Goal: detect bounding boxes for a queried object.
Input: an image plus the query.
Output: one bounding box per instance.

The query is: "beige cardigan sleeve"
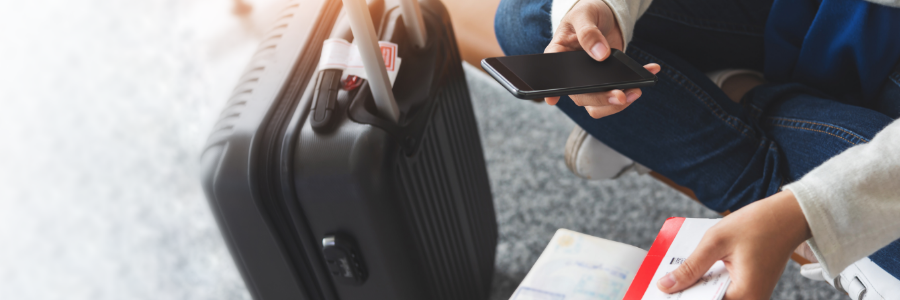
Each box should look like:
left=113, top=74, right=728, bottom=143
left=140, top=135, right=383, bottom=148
left=550, top=0, right=654, bottom=47
left=784, top=120, right=900, bottom=278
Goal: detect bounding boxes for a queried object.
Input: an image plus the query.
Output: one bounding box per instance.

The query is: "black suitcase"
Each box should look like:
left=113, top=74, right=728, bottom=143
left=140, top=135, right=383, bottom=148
left=200, top=0, right=497, bottom=299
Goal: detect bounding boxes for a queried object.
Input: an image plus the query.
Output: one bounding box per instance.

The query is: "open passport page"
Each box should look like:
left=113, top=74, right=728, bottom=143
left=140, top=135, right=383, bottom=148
left=511, top=218, right=729, bottom=300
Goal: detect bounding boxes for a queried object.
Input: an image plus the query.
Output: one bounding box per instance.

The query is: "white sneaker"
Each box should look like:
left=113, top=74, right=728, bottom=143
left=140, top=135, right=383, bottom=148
left=564, top=126, right=649, bottom=180
left=705, top=69, right=764, bottom=87
left=705, top=69, right=766, bottom=103
left=800, top=258, right=900, bottom=300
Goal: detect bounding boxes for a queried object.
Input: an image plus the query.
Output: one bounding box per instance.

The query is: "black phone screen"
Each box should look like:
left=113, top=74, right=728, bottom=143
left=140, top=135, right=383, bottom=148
left=493, top=51, right=644, bottom=91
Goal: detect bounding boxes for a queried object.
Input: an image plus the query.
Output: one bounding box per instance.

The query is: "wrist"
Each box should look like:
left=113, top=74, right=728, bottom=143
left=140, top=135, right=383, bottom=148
left=768, top=190, right=813, bottom=246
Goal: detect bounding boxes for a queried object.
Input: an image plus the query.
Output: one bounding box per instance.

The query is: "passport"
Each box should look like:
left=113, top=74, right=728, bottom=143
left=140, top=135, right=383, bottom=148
left=511, top=218, right=729, bottom=300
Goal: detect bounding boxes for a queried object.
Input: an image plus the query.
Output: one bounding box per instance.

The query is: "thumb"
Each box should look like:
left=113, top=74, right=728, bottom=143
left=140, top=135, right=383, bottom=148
left=545, top=96, right=560, bottom=105
left=571, top=15, right=611, bottom=61
left=657, top=242, right=724, bottom=293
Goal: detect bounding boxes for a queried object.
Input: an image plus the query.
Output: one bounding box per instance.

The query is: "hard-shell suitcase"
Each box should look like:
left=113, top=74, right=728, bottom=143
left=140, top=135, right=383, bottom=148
left=199, top=0, right=498, bottom=299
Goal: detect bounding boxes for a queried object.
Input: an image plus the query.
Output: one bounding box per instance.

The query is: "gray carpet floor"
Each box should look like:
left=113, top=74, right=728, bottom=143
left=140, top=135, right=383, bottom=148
left=0, top=0, right=842, bottom=299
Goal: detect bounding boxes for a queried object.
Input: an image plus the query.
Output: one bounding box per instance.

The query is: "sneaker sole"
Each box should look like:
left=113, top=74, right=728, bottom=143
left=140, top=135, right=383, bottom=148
left=564, top=126, right=591, bottom=179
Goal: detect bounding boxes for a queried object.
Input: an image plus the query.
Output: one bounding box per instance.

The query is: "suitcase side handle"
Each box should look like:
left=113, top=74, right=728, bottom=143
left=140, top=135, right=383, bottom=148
left=341, top=0, right=428, bottom=123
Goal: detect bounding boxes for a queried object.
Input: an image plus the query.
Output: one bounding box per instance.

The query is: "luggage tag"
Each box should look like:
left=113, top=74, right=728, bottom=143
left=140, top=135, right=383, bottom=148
left=317, top=38, right=402, bottom=88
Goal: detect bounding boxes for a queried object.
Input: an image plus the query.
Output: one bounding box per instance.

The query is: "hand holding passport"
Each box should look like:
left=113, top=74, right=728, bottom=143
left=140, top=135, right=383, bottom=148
left=511, top=218, right=728, bottom=300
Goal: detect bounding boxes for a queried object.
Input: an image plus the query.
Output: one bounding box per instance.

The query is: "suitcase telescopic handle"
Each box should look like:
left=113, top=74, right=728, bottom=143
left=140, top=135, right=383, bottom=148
left=397, top=0, right=428, bottom=49
left=341, top=0, right=428, bottom=123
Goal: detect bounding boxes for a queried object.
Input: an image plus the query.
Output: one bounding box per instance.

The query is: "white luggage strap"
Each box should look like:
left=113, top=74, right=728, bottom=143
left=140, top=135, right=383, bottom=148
left=340, top=0, right=428, bottom=123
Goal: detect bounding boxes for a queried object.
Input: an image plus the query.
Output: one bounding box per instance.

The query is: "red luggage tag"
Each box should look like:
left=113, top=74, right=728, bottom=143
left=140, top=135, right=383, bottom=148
left=345, top=41, right=401, bottom=85
left=318, top=38, right=402, bottom=88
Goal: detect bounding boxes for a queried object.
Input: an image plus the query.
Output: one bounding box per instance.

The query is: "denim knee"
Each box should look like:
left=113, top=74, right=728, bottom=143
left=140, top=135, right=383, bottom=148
left=494, top=0, right=554, bottom=56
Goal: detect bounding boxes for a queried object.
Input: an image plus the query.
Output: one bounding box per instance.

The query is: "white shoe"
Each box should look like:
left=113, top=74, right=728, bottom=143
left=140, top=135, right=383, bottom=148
left=564, top=126, right=649, bottom=180
left=705, top=69, right=764, bottom=88
left=705, top=69, right=766, bottom=103
left=800, top=258, right=900, bottom=300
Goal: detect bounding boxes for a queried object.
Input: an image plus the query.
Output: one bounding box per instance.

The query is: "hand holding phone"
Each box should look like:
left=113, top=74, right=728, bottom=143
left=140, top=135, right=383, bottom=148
left=482, top=49, right=657, bottom=99
left=523, top=0, right=660, bottom=119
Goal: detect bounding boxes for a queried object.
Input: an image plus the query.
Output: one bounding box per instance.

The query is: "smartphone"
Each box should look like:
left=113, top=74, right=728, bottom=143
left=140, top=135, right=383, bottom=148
left=481, top=49, right=657, bottom=100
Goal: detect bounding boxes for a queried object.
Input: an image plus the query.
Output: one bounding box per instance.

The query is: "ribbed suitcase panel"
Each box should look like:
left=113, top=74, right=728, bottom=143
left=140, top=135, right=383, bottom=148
left=442, top=74, right=498, bottom=288
left=439, top=24, right=498, bottom=290
left=205, top=3, right=300, bottom=149
left=396, top=68, right=496, bottom=300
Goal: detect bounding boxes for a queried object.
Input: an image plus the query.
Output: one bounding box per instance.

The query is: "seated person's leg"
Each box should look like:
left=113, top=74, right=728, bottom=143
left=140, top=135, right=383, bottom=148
left=494, top=0, right=553, bottom=56
left=804, top=63, right=900, bottom=282
left=563, top=41, right=775, bottom=213
left=763, top=63, right=900, bottom=284
left=752, top=84, right=895, bottom=181
left=495, top=0, right=780, bottom=213
left=573, top=48, right=894, bottom=213
left=496, top=0, right=894, bottom=214
left=870, top=240, right=900, bottom=284
left=498, top=0, right=900, bottom=284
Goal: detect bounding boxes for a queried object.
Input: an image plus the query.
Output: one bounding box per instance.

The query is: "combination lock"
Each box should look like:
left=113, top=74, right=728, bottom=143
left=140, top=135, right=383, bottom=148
left=321, top=234, right=367, bottom=285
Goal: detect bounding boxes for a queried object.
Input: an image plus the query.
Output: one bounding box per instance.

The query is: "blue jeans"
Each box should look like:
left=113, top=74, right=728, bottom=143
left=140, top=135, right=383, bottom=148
left=495, top=0, right=900, bottom=279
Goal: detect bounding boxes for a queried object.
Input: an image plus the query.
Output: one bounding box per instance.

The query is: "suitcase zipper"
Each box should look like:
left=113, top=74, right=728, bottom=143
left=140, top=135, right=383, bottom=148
left=252, top=0, right=343, bottom=299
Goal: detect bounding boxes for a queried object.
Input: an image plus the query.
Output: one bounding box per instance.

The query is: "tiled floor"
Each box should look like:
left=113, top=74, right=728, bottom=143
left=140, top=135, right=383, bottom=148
left=0, top=0, right=841, bottom=299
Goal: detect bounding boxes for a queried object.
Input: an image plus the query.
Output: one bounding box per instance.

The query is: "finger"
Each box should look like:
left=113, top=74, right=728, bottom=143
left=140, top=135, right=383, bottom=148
left=545, top=42, right=576, bottom=54
left=544, top=23, right=579, bottom=54
left=623, top=88, right=642, bottom=104
left=644, top=63, right=661, bottom=75
left=658, top=236, right=726, bottom=293
left=584, top=105, right=626, bottom=119
left=570, top=89, right=627, bottom=107
left=612, top=64, right=657, bottom=105
left=545, top=96, right=560, bottom=105
left=570, top=14, right=610, bottom=61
